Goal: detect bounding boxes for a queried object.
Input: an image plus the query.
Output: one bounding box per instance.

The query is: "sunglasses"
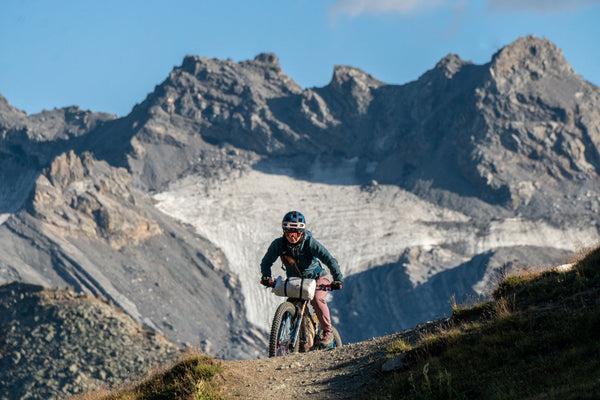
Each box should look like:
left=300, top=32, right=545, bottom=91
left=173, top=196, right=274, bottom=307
left=284, top=229, right=303, bottom=234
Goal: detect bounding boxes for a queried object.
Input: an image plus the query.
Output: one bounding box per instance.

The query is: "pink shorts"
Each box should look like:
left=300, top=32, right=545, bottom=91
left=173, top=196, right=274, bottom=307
left=310, top=275, right=332, bottom=334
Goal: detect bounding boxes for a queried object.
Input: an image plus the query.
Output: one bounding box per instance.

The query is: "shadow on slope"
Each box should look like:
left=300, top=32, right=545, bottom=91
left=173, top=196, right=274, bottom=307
left=329, top=256, right=488, bottom=344
left=330, top=245, right=571, bottom=344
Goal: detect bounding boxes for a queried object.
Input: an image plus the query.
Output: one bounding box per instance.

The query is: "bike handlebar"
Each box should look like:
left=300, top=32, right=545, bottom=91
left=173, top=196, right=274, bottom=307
left=260, top=281, right=340, bottom=291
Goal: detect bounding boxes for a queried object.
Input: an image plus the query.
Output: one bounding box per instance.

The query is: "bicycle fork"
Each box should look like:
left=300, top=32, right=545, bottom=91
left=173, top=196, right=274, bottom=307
left=289, top=301, right=307, bottom=351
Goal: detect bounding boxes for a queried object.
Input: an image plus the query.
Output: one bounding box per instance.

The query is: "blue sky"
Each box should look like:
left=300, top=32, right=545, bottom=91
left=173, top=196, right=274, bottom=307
left=1, top=0, right=599, bottom=117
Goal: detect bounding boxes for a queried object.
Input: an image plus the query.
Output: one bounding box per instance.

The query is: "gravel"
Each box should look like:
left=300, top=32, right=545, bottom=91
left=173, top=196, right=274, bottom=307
left=0, top=282, right=182, bottom=400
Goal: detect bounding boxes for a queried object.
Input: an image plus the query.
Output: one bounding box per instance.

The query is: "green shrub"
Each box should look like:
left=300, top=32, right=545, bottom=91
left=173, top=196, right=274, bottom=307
left=105, top=355, right=224, bottom=400
left=388, top=339, right=411, bottom=355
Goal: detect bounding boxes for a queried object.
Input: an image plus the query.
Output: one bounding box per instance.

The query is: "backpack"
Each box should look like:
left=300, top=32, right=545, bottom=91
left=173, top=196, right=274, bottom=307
left=280, top=231, right=313, bottom=270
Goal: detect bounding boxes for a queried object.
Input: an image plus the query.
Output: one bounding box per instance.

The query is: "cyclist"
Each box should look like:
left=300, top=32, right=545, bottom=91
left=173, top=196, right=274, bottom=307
left=260, top=211, right=343, bottom=347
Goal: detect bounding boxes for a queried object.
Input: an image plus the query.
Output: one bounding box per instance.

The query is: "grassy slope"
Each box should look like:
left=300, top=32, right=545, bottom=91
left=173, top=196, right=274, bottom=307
left=376, top=246, right=600, bottom=399
left=73, top=354, right=225, bottom=400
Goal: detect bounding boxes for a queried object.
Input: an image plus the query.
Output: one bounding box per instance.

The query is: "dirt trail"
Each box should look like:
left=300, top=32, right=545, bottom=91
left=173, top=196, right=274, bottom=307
left=215, top=320, right=449, bottom=399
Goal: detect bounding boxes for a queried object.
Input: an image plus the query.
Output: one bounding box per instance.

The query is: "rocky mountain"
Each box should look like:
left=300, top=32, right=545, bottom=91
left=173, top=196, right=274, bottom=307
left=0, top=151, right=265, bottom=360
left=1, top=34, right=599, bottom=386
left=77, top=36, right=600, bottom=226
left=0, top=282, right=181, bottom=400
left=0, top=96, right=116, bottom=220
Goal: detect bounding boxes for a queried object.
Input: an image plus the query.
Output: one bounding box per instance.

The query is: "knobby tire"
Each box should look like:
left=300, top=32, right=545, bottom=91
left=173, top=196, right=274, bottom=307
left=269, top=301, right=299, bottom=357
left=331, top=327, right=342, bottom=347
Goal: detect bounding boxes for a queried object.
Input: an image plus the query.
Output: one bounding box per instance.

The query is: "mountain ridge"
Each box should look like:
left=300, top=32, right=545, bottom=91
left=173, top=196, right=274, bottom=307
left=70, top=34, right=600, bottom=227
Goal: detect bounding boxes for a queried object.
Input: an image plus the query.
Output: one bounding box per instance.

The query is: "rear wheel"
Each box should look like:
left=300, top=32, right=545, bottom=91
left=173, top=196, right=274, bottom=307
left=326, top=327, right=342, bottom=349
left=317, top=326, right=343, bottom=350
left=269, top=302, right=299, bottom=357
left=331, top=327, right=342, bottom=347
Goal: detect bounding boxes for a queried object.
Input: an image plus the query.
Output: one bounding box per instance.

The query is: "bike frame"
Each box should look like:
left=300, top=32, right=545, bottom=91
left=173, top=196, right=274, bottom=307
left=288, top=300, right=307, bottom=352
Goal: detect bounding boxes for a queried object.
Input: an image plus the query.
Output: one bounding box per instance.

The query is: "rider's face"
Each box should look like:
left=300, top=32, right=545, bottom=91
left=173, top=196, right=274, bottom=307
left=284, top=230, right=302, bottom=244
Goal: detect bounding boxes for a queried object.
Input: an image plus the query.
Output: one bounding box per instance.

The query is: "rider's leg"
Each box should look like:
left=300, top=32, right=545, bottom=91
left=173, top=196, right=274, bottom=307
left=310, top=275, right=332, bottom=335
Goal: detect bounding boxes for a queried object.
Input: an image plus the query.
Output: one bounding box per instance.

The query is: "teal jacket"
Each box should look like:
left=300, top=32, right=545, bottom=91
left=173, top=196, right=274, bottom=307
left=260, top=233, right=343, bottom=282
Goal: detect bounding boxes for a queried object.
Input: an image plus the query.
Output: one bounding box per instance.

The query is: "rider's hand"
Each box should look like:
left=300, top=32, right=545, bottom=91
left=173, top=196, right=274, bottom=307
left=261, top=276, right=273, bottom=287
left=331, top=281, right=343, bottom=290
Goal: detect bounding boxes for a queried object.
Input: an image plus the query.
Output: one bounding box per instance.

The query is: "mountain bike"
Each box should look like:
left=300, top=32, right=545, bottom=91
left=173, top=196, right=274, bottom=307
left=266, top=281, right=342, bottom=357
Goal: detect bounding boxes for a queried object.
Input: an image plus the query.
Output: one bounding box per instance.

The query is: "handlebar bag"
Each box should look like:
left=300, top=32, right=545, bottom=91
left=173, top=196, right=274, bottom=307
left=273, top=277, right=316, bottom=300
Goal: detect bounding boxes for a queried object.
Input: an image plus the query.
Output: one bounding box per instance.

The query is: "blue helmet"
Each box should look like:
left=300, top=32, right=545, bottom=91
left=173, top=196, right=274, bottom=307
left=282, top=211, right=306, bottom=232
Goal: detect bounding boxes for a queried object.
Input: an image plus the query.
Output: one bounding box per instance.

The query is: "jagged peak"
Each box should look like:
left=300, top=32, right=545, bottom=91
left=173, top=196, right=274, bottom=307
left=417, top=53, right=471, bottom=83
left=434, top=54, right=471, bottom=78
left=253, top=52, right=280, bottom=67
left=29, top=151, right=161, bottom=249
left=0, top=93, right=27, bottom=120
left=180, top=55, right=219, bottom=76
left=44, top=150, right=90, bottom=189
left=171, top=52, right=300, bottom=95
left=329, top=65, right=383, bottom=90
left=0, top=93, right=11, bottom=108
left=179, top=52, right=283, bottom=77
left=490, top=35, right=574, bottom=78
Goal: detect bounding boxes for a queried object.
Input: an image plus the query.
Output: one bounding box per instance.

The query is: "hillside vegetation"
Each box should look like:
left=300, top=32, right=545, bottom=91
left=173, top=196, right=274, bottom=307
left=377, top=246, right=600, bottom=399
left=73, top=353, right=224, bottom=400
left=80, top=245, right=600, bottom=399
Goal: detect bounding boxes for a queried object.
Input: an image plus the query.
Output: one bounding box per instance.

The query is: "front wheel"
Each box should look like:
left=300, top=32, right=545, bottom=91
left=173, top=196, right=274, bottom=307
left=269, top=302, right=299, bottom=357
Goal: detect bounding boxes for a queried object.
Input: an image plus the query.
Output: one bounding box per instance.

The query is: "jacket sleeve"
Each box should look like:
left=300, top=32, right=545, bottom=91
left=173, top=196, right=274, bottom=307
left=309, top=237, right=343, bottom=282
left=260, top=238, right=282, bottom=277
